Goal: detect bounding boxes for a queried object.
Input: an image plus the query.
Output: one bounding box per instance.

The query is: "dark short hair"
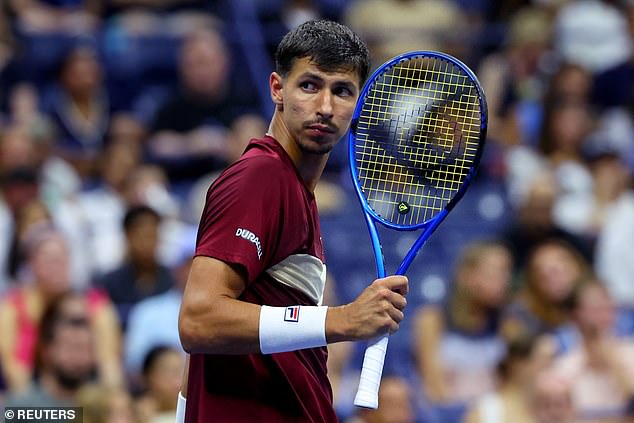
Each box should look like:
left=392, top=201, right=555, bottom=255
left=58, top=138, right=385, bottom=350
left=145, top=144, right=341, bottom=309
left=142, top=345, right=178, bottom=377
left=497, top=334, right=538, bottom=380
left=275, top=20, right=370, bottom=86
left=123, top=205, right=161, bottom=232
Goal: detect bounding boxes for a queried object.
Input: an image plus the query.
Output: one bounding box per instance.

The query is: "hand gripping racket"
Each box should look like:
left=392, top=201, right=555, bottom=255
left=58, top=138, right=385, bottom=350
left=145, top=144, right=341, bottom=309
left=348, top=51, right=488, bottom=409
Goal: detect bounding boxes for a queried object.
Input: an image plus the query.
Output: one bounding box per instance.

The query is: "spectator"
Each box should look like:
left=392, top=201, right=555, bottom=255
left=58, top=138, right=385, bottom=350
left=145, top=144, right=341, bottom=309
left=78, top=132, right=142, bottom=276
left=554, top=0, right=631, bottom=75
left=4, top=84, right=83, bottom=204
left=98, top=205, right=176, bottom=331
left=502, top=238, right=590, bottom=345
left=5, top=199, right=52, bottom=282
left=2, top=82, right=84, bottom=207
left=124, top=234, right=194, bottom=377
left=0, top=229, right=122, bottom=392
left=136, top=346, right=185, bottom=423
left=0, top=166, right=40, bottom=288
left=0, top=125, right=89, bottom=288
left=590, top=150, right=634, bottom=311
left=0, top=8, right=14, bottom=106
left=501, top=170, right=593, bottom=274
left=555, top=146, right=633, bottom=240
left=42, top=44, right=110, bottom=179
left=504, top=61, right=597, bottom=238
left=77, top=383, right=138, bottom=423
left=345, top=375, right=416, bottom=423
left=5, top=84, right=56, bottom=146
left=81, top=159, right=193, bottom=277
left=543, top=63, right=593, bottom=106
left=529, top=368, right=578, bottom=423
left=147, top=27, right=265, bottom=181
left=344, top=0, right=468, bottom=65
left=413, top=240, right=512, bottom=405
left=477, top=6, right=553, bottom=147
left=553, top=278, right=634, bottom=422
left=6, top=0, right=99, bottom=34
left=462, top=334, right=553, bottom=423
left=5, top=294, right=98, bottom=407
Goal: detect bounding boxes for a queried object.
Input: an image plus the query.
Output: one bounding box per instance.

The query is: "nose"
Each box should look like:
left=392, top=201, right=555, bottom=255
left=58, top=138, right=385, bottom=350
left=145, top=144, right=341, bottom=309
left=317, top=90, right=334, bottom=120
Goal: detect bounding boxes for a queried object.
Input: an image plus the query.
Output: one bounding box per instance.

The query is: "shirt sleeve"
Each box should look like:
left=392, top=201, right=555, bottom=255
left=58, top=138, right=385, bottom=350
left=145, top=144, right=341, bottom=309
left=195, top=156, right=286, bottom=284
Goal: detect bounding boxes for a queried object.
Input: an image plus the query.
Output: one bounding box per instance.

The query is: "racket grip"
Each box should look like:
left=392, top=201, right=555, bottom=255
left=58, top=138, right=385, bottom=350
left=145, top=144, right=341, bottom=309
left=353, top=334, right=389, bottom=409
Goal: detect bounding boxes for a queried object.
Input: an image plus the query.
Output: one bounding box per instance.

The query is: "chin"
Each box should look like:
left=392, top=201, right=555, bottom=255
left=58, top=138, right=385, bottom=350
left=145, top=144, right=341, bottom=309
left=298, top=138, right=337, bottom=155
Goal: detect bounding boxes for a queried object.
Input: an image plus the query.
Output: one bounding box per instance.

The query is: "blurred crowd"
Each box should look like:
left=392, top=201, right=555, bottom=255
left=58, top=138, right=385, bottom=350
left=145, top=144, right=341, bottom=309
left=0, top=0, right=633, bottom=422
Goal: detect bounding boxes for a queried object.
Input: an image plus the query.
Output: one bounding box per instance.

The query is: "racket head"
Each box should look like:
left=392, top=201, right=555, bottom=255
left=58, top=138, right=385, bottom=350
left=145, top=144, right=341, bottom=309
left=348, top=51, right=488, bottom=231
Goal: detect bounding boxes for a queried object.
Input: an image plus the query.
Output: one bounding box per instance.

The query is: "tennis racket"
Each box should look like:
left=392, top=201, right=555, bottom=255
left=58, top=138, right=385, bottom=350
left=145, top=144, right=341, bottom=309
left=348, top=51, right=488, bottom=409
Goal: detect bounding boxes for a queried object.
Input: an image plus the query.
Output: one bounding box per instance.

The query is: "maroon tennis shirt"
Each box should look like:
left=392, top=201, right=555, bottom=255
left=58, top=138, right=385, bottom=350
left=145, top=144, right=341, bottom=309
left=185, top=136, right=338, bottom=422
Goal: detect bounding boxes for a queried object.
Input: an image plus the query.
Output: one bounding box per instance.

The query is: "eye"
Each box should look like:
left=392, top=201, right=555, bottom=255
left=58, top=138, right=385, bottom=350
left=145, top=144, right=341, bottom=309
left=333, top=86, right=354, bottom=97
left=300, top=81, right=318, bottom=92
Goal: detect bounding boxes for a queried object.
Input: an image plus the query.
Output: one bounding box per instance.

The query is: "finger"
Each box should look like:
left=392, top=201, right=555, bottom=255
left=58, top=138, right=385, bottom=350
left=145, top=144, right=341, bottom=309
left=393, top=283, right=409, bottom=296
left=389, top=291, right=407, bottom=311
left=379, top=275, right=409, bottom=294
left=386, top=305, right=404, bottom=324
left=388, top=321, right=400, bottom=335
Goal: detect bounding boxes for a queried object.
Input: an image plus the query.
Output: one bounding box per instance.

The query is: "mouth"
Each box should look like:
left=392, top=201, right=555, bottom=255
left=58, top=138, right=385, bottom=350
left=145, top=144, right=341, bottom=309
left=306, top=123, right=336, bottom=136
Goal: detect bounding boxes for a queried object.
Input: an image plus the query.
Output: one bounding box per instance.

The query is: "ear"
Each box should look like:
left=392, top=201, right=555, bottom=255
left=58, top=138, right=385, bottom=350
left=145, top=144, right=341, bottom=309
left=270, top=72, right=284, bottom=108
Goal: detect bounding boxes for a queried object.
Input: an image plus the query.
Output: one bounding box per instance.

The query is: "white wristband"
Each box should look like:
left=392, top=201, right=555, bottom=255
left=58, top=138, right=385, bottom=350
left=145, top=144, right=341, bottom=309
left=175, top=391, right=186, bottom=423
left=259, top=305, right=328, bottom=354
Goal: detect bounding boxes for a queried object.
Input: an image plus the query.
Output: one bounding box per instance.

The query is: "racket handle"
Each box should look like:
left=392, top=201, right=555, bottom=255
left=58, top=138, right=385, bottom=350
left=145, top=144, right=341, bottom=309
left=353, top=334, right=389, bottom=409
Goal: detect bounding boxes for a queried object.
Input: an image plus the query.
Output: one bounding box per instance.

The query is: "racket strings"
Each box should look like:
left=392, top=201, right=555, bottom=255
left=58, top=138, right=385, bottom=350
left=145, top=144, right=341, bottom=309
left=354, top=56, right=482, bottom=226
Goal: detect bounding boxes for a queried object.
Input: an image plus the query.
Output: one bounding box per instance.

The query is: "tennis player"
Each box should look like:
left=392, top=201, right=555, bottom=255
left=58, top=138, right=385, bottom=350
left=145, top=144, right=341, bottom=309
left=177, top=19, right=409, bottom=422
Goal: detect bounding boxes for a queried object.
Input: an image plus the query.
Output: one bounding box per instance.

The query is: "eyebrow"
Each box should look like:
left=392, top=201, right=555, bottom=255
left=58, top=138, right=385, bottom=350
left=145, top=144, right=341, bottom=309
left=298, top=71, right=354, bottom=85
left=297, top=72, right=358, bottom=90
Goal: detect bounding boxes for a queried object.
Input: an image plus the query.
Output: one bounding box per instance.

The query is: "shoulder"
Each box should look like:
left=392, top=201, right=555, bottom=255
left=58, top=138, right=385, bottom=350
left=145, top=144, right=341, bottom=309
left=240, top=153, right=287, bottom=175
left=0, top=290, right=19, bottom=322
left=98, top=265, right=134, bottom=293
left=99, top=265, right=132, bottom=284
left=225, top=151, right=289, bottom=181
left=210, top=153, right=293, bottom=201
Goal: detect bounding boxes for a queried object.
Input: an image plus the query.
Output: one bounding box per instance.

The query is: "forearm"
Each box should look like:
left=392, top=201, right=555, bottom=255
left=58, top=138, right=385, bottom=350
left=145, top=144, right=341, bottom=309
left=414, top=307, right=449, bottom=402
left=180, top=257, right=408, bottom=355
left=181, top=300, right=342, bottom=354
left=3, top=358, right=31, bottom=392
left=93, top=306, right=124, bottom=387
left=418, top=354, right=449, bottom=402
left=603, top=347, right=634, bottom=396
left=179, top=295, right=261, bottom=354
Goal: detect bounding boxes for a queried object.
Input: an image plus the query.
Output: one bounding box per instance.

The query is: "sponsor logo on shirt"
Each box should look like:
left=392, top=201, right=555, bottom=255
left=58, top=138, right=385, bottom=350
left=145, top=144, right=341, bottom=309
left=235, top=228, right=263, bottom=260
left=284, top=305, right=300, bottom=322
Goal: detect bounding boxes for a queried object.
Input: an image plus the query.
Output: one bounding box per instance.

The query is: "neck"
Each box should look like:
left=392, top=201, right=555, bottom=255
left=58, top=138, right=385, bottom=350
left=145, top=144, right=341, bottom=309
left=452, top=292, right=490, bottom=332
left=133, top=260, right=159, bottom=279
left=39, top=372, right=76, bottom=401
left=267, top=110, right=329, bottom=192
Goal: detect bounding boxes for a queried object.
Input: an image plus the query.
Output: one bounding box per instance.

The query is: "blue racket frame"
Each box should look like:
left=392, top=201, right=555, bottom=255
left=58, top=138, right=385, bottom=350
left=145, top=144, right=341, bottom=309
left=348, top=50, right=488, bottom=279
left=347, top=51, right=488, bottom=409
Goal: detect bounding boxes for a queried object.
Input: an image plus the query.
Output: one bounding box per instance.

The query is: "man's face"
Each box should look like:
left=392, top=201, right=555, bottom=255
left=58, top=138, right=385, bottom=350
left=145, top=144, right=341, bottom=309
left=180, top=33, right=228, bottom=97
left=48, top=325, right=95, bottom=390
left=273, top=57, right=360, bottom=155
left=126, top=214, right=160, bottom=264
